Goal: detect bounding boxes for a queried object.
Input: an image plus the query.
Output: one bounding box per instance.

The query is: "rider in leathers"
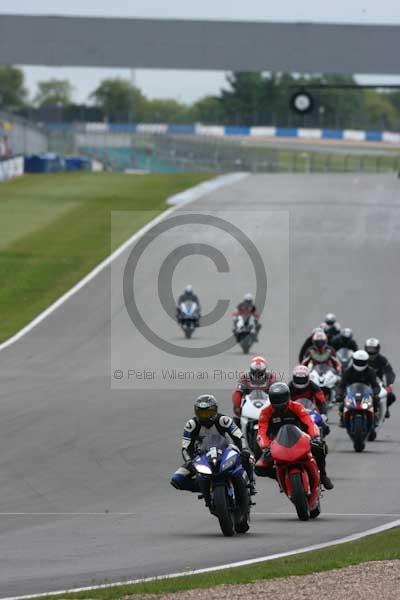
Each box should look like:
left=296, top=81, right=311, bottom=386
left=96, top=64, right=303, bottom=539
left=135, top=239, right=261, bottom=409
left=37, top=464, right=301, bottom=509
left=171, top=394, right=256, bottom=496
left=322, top=313, right=341, bottom=343
left=336, top=350, right=381, bottom=424
left=289, top=365, right=327, bottom=410
left=332, top=328, right=358, bottom=352
left=232, top=356, right=276, bottom=426
left=255, top=382, right=334, bottom=490
left=365, top=338, right=396, bottom=416
left=176, top=285, right=201, bottom=326
left=232, top=293, right=261, bottom=341
left=302, top=331, right=341, bottom=374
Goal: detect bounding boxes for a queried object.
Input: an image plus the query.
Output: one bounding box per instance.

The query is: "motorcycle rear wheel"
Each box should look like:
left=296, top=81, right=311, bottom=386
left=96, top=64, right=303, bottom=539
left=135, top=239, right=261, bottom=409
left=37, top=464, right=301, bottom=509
left=213, top=486, right=235, bottom=537
left=290, top=472, right=310, bottom=521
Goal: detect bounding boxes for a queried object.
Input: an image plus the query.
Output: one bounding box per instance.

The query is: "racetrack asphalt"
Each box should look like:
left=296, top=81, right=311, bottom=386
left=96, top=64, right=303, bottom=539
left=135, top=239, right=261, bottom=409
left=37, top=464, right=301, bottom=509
left=0, top=174, right=399, bottom=597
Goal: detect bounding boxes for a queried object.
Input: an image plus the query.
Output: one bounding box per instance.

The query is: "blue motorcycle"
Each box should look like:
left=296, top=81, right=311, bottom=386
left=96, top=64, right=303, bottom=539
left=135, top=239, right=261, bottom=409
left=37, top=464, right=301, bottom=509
left=297, top=397, right=330, bottom=455
left=193, top=432, right=251, bottom=536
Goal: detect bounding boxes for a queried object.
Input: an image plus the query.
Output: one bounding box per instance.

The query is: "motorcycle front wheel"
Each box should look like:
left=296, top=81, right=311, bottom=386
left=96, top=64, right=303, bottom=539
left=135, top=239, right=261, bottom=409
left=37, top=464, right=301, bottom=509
left=290, top=472, right=310, bottom=521
left=353, top=416, right=365, bottom=452
left=213, top=486, right=235, bottom=537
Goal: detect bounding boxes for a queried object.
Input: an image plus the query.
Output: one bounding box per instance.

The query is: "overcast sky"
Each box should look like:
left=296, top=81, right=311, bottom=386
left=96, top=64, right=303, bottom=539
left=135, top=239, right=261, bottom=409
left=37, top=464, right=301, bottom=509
left=1, top=1, right=399, bottom=104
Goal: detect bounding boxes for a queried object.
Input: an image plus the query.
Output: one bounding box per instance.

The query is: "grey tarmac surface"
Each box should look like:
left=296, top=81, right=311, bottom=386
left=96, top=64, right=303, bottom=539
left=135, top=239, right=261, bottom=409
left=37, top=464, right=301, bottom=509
left=0, top=174, right=399, bottom=597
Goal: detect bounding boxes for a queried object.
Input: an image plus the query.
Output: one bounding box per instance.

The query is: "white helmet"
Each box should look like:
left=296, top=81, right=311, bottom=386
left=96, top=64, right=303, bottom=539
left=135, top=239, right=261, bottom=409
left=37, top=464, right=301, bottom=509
left=185, top=284, right=193, bottom=294
left=352, top=350, right=369, bottom=372
left=244, top=293, right=254, bottom=302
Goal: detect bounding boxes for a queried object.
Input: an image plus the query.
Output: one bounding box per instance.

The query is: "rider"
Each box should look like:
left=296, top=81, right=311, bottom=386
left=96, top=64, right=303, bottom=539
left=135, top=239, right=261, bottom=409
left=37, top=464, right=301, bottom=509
left=336, top=350, right=381, bottom=425
left=302, top=331, right=341, bottom=374
left=298, top=326, right=325, bottom=362
left=255, top=382, right=334, bottom=490
left=232, top=356, right=276, bottom=425
left=322, top=313, right=341, bottom=343
left=232, top=293, right=261, bottom=341
left=170, top=394, right=256, bottom=497
left=365, top=338, right=396, bottom=417
left=176, top=285, right=201, bottom=326
left=289, top=365, right=327, bottom=411
left=332, top=328, right=358, bottom=352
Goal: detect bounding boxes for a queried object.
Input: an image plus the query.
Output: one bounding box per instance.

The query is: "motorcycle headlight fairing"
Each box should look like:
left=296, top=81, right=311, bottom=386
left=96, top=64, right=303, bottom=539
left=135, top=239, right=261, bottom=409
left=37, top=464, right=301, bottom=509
left=221, top=450, right=239, bottom=471
left=195, top=463, right=212, bottom=475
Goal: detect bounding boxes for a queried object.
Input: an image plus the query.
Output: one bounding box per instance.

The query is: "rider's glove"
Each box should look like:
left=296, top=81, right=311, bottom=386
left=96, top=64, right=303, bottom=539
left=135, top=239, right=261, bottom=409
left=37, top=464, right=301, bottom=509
left=241, top=448, right=255, bottom=464
left=262, top=447, right=272, bottom=459
left=311, top=436, right=323, bottom=448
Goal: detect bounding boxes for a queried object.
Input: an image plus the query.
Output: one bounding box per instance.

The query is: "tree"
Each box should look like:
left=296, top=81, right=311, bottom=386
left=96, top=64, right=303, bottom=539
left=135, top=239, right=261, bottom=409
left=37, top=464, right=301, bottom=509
left=90, top=78, right=144, bottom=121
left=191, top=96, right=225, bottom=123
left=0, top=66, right=27, bottom=110
left=35, top=79, right=74, bottom=107
left=363, top=91, right=398, bottom=130
left=220, top=72, right=267, bottom=125
left=141, top=97, right=191, bottom=123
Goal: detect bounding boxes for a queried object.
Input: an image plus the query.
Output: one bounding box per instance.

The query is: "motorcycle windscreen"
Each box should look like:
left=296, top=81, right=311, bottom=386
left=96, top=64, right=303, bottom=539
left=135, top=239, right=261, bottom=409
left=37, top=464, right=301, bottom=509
left=271, top=424, right=311, bottom=462
left=347, top=383, right=372, bottom=400
left=297, top=398, right=314, bottom=411
left=199, top=432, right=228, bottom=453
left=337, top=348, right=353, bottom=360
left=275, top=424, right=302, bottom=447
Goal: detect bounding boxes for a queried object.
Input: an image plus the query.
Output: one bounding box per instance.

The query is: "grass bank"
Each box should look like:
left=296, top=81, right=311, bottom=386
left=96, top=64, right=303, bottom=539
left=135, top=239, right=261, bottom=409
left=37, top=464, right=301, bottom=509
left=0, top=172, right=210, bottom=342
left=39, top=526, right=400, bottom=599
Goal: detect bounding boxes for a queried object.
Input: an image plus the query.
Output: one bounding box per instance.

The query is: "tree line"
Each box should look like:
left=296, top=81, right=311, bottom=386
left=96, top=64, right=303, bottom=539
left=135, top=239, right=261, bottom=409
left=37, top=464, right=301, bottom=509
left=1, top=66, right=400, bottom=130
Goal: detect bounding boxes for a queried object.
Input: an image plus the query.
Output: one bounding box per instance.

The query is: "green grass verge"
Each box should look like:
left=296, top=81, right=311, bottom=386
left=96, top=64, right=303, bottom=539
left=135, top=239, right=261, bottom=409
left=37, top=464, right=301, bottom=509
left=38, top=526, right=400, bottom=599
left=0, top=172, right=210, bottom=342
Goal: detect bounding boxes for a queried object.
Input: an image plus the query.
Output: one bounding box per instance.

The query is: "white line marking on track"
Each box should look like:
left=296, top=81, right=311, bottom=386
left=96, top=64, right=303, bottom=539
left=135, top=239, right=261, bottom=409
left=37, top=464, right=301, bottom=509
left=0, top=173, right=247, bottom=354
left=3, top=519, right=400, bottom=600
left=0, top=512, right=398, bottom=518
left=255, top=513, right=400, bottom=517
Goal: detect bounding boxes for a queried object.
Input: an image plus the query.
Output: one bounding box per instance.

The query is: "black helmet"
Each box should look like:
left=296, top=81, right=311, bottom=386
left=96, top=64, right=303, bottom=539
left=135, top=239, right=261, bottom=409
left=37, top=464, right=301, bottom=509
left=194, top=394, right=218, bottom=426
left=269, top=382, right=290, bottom=413
left=365, top=338, right=380, bottom=356
left=325, top=313, right=337, bottom=326
left=342, top=328, right=353, bottom=339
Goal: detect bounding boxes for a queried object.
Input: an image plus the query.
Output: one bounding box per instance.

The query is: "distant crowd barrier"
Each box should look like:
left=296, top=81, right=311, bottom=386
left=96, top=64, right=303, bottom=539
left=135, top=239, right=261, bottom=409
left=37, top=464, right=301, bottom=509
left=24, top=153, right=103, bottom=174
left=65, top=122, right=400, bottom=144
left=0, top=153, right=102, bottom=182
left=0, top=156, right=24, bottom=181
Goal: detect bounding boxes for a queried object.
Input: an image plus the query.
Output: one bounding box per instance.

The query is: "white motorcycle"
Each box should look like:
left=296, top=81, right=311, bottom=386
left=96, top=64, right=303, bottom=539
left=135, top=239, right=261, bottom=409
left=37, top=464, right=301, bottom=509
left=240, top=390, right=270, bottom=458
left=178, top=300, right=200, bottom=339
left=309, top=363, right=340, bottom=408
left=233, top=314, right=257, bottom=354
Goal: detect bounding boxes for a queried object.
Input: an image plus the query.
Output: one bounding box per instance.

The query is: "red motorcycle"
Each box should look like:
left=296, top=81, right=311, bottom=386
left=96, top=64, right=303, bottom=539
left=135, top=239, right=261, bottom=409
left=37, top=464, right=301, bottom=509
left=270, top=424, right=321, bottom=521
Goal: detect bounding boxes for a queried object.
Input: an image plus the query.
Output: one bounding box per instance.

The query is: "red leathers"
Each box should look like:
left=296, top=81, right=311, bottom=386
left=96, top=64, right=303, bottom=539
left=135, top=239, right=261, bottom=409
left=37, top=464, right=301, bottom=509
left=255, top=382, right=333, bottom=489
left=289, top=365, right=326, bottom=412
left=257, top=400, right=319, bottom=450
left=289, top=381, right=326, bottom=411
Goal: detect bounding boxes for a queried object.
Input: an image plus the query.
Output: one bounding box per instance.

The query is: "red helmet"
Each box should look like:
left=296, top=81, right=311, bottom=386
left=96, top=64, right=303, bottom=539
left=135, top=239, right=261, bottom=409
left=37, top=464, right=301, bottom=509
left=292, top=365, right=310, bottom=389
left=249, top=356, right=268, bottom=385
left=312, top=330, right=328, bottom=353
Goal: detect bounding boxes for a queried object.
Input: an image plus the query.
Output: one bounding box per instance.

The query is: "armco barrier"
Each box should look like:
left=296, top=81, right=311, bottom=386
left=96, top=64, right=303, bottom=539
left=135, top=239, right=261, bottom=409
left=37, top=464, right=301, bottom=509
left=72, top=123, right=400, bottom=144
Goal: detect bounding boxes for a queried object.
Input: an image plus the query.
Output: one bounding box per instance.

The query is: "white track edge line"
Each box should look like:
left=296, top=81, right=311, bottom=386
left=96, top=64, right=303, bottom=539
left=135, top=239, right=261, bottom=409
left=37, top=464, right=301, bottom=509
left=0, top=172, right=248, bottom=354
left=4, top=518, right=400, bottom=600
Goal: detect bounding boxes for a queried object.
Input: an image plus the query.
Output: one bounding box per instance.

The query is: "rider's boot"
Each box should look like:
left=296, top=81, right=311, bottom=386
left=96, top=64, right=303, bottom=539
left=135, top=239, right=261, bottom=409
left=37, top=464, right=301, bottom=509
left=320, top=469, right=334, bottom=490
